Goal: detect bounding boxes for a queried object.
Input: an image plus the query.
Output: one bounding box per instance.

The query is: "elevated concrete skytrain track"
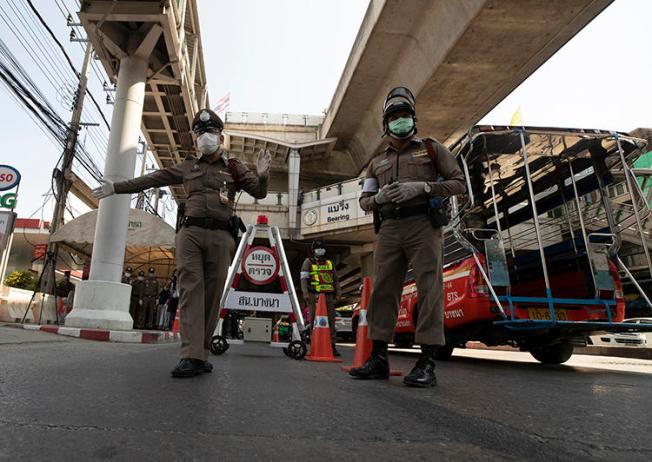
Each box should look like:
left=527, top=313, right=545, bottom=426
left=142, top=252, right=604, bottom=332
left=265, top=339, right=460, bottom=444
left=68, top=0, right=615, bottom=326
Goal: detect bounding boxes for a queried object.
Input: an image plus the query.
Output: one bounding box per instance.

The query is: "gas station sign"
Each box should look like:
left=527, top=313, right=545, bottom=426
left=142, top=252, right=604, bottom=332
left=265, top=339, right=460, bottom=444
left=0, top=165, right=20, bottom=209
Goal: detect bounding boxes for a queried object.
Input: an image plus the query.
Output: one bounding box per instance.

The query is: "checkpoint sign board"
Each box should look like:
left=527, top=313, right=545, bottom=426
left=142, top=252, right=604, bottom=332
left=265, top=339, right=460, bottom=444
left=241, top=246, right=279, bottom=286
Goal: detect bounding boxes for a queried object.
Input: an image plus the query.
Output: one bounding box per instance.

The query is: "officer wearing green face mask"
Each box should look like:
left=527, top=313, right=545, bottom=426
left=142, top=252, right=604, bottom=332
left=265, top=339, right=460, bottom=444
left=350, top=87, right=466, bottom=387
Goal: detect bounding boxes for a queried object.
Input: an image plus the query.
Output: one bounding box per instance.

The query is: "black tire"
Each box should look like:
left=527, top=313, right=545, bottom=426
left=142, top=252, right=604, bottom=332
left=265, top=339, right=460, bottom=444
left=209, top=335, right=229, bottom=355
left=351, top=318, right=358, bottom=341
left=286, top=340, right=307, bottom=360
left=433, top=344, right=454, bottom=360
left=530, top=342, right=574, bottom=365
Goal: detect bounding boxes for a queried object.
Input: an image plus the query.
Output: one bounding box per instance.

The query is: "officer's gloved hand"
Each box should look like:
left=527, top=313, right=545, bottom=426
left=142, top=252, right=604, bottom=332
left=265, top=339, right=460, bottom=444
left=256, top=149, right=272, bottom=179
left=387, top=181, right=426, bottom=203
left=92, top=178, right=115, bottom=199
left=373, top=184, right=394, bottom=205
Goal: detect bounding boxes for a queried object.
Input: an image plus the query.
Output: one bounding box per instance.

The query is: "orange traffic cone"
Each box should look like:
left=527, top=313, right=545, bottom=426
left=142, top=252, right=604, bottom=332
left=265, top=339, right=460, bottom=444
left=272, top=323, right=281, bottom=342
left=172, top=308, right=180, bottom=334
left=306, top=294, right=342, bottom=363
left=341, top=276, right=402, bottom=375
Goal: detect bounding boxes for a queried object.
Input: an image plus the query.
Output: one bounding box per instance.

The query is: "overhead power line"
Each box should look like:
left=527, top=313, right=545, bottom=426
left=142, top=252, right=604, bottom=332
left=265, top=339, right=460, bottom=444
left=24, top=0, right=110, bottom=131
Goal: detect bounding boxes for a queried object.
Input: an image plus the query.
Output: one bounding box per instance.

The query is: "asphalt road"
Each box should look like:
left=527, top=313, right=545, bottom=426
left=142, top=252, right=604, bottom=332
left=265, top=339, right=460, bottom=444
left=1, top=325, right=650, bottom=461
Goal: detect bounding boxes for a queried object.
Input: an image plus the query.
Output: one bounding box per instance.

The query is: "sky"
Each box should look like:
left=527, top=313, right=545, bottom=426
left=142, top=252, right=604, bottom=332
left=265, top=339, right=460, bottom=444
left=1, top=0, right=650, bottom=221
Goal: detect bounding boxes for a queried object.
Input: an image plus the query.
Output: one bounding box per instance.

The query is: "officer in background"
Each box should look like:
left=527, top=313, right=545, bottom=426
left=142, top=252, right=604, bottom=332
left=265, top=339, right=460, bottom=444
left=93, top=109, right=271, bottom=377
left=300, top=239, right=342, bottom=356
left=143, top=267, right=159, bottom=330
left=121, top=266, right=133, bottom=284
left=349, top=87, right=466, bottom=387
left=132, top=271, right=146, bottom=329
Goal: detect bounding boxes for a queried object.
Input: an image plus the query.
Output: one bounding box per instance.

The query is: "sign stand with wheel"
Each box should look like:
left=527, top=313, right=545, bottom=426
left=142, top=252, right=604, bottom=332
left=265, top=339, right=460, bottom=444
left=212, top=215, right=307, bottom=359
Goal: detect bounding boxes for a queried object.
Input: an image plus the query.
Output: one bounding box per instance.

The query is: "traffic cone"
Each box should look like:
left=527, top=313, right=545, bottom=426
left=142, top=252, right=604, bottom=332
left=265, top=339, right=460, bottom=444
left=341, top=277, right=402, bottom=375
left=306, top=294, right=342, bottom=363
left=172, top=308, right=180, bottom=334
left=272, top=322, right=281, bottom=342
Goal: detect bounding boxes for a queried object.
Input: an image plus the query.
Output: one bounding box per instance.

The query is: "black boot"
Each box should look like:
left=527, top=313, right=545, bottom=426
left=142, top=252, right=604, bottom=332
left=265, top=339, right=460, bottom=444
left=332, top=343, right=341, bottom=357
left=403, top=345, right=437, bottom=387
left=349, top=341, right=389, bottom=380
left=202, top=360, right=213, bottom=373
left=171, top=358, right=204, bottom=378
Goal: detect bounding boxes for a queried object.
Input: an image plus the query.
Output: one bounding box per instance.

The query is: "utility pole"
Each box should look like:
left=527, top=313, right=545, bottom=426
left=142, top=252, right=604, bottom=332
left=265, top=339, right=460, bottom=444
left=135, top=142, right=148, bottom=210
left=43, top=42, right=94, bottom=294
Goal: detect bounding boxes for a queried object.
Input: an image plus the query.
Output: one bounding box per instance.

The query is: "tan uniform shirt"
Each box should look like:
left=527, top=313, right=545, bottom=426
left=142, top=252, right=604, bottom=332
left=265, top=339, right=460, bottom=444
left=114, top=147, right=267, bottom=221
left=359, top=137, right=466, bottom=212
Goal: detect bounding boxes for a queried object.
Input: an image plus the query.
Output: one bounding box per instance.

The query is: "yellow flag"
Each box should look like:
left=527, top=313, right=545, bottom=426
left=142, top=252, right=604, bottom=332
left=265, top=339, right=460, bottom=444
left=510, top=107, right=522, bottom=126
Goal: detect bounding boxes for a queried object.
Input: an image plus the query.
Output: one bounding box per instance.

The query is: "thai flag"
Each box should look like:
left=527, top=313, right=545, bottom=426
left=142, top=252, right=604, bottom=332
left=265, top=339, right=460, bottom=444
left=213, top=92, right=230, bottom=114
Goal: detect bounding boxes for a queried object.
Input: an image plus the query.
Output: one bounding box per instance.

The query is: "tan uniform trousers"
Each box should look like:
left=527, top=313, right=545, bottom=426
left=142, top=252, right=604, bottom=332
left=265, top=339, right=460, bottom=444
left=308, top=292, right=337, bottom=343
left=367, top=215, right=444, bottom=346
left=175, top=225, right=235, bottom=360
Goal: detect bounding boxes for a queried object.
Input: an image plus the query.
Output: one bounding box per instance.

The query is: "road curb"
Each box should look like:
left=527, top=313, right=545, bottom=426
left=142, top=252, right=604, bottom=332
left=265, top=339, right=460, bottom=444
left=17, top=323, right=180, bottom=344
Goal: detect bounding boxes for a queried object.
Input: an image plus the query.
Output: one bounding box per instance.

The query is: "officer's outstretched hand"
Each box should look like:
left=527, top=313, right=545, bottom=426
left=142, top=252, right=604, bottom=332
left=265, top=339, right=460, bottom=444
left=92, top=178, right=115, bottom=199
left=256, top=149, right=272, bottom=179
left=387, top=181, right=426, bottom=203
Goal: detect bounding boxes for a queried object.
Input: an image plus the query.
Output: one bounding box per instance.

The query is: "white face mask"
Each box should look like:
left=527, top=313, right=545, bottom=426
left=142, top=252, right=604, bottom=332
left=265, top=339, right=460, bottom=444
left=314, top=248, right=326, bottom=257
left=125, top=273, right=131, bottom=277
left=196, top=132, right=219, bottom=155
left=138, top=276, right=144, bottom=281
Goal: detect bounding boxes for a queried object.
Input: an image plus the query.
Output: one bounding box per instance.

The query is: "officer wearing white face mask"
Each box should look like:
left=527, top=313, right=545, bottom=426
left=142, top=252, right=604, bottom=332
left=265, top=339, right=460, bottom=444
left=92, top=108, right=271, bottom=377
left=300, top=239, right=342, bottom=356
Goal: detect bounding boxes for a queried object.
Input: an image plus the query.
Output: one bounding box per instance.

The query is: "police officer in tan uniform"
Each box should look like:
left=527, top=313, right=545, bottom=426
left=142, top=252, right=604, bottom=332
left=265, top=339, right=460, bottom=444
left=349, top=87, right=466, bottom=387
left=93, top=108, right=271, bottom=377
left=131, top=271, right=146, bottom=329
left=143, top=267, right=159, bottom=330
left=300, top=239, right=342, bottom=356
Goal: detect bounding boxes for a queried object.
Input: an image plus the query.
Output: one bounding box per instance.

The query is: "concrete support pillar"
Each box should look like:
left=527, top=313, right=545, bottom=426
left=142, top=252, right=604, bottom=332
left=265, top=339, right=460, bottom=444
left=360, top=252, right=374, bottom=279
left=287, top=149, right=300, bottom=232
left=66, top=53, right=153, bottom=330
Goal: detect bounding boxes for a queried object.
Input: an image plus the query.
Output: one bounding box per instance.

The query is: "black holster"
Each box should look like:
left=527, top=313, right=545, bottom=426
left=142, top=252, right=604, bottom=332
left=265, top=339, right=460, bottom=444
left=175, top=203, right=186, bottom=233
left=373, top=209, right=382, bottom=234
left=228, top=215, right=246, bottom=241
left=428, top=197, right=448, bottom=228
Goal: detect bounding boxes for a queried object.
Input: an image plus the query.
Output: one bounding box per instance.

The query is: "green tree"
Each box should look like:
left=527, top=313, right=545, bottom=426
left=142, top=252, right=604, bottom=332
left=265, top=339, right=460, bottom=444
left=4, top=270, right=37, bottom=291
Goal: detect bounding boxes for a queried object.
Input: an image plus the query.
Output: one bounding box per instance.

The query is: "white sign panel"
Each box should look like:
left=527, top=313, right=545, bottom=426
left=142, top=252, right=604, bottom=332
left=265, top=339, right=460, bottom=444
left=0, top=211, right=16, bottom=253
left=320, top=198, right=358, bottom=225
left=225, top=290, right=292, bottom=313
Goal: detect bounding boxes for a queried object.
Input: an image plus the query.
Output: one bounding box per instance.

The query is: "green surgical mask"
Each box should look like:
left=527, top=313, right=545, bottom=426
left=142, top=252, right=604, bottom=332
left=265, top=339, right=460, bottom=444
left=388, top=117, right=415, bottom=137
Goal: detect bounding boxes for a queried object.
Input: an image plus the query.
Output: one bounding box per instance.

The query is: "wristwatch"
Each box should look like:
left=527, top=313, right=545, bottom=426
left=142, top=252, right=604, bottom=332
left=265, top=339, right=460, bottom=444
left=423, top=182, right=432, bottom=195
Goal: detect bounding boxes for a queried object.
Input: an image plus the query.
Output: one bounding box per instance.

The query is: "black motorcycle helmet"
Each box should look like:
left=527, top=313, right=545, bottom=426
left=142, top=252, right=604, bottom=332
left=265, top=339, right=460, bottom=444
left=311, top=239, right=326, bottom=251
left=382, top=86, right=417, bottom=137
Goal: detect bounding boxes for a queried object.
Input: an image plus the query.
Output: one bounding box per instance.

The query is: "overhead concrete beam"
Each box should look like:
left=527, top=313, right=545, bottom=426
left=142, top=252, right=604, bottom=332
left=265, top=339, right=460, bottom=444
left=323, top=0, right=613, bottom=171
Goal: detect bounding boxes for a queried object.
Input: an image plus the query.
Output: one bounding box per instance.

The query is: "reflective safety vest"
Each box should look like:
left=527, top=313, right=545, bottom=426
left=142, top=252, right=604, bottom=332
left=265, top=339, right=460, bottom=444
left=310, top=260, right=335, bottom=293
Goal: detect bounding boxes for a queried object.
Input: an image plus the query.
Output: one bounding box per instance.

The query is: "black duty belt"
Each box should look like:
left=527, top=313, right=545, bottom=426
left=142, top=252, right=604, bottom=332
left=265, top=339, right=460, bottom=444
left=379, top=204, right=429, bottom=220
left=183, top=216, right=230, bottom=231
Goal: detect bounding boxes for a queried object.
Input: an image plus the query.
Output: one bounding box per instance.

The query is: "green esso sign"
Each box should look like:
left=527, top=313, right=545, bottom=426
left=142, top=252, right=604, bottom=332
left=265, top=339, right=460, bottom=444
left=0, top=193, right=17, bottom=208
left=0, top=165, right=20, bottom=209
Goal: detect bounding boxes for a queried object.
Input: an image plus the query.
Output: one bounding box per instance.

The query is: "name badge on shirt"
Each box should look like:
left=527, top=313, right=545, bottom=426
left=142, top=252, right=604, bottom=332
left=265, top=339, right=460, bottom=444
left=412, top=150, right=429, bottom=158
